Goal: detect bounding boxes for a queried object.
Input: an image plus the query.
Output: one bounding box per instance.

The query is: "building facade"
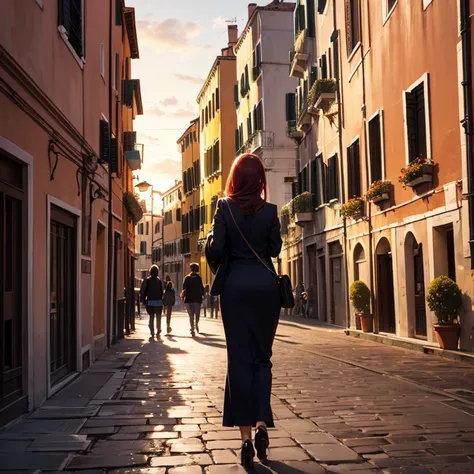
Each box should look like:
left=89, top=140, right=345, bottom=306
left=179, top=119, right=202, bottom=273
left=197, top=26, right=238, bottom=286
left=282, top=0, right=474, bottom=351
left=161, top=181, right=184, bottom=292
left=0, top=0, right=143, bottom=426
left=135, top=211, right=163, bottom=281
left=234, top=1, right=297, bottom=211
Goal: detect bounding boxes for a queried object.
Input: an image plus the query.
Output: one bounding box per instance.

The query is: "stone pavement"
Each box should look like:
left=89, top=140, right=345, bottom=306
left=1, top=312, right=474, bottom=473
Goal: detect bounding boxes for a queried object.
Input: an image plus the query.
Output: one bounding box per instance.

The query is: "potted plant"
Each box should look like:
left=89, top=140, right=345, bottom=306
left=292, top=192, right=314, bottom=225
left=308, top=79, right=337, bottom=113
left=426, top=276, right=463, bottom=350
left=349, top=280, right=372, bottom=333
left=399, top=157, right=434, bottom=188
left=366, top=180, right=391, bottom=204
left=341, top=198, right=363, bottom=220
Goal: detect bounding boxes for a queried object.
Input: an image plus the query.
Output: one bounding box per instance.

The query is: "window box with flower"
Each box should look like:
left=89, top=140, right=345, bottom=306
left=308, top=79, right=337, bottom=114
left=341, top=197, right=364, bottom=220
left=366, top=180, right=391, bottom=204
left=292, top=192, right=314, bottom=225
left=399, top=158, right=434, bottom=188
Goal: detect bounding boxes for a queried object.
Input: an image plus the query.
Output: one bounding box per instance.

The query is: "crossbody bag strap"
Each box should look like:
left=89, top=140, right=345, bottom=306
left=225, top=200, right=278, bottom=279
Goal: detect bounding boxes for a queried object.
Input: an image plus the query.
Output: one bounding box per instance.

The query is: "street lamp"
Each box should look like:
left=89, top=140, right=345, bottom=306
left=135, top=181, right=154, bottom=268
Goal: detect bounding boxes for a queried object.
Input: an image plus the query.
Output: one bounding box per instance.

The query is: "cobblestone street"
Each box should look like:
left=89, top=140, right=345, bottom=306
left=2, top=312, right=474, bottom=473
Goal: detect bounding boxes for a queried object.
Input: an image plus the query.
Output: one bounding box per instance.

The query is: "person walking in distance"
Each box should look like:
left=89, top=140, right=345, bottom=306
left=162, top=275, right=175, bottom=335
left=140, top=265, right=163, bottom=339
left=181, top=263, right=204, bottom=337
left=205, top=153, right=282, bottom=468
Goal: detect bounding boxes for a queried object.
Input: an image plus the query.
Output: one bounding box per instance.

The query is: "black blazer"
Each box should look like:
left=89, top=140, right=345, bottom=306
left=206, top=198, right=282, bottom=296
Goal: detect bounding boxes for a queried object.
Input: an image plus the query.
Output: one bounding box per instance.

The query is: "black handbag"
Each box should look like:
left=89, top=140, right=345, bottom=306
left=226, top=202, right=295, bottom=309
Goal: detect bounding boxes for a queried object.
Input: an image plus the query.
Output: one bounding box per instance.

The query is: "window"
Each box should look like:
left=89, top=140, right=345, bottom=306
left=307, top=0, right=315, bottom=37
left=405, top=80, right=428, bottom=163
left=216, top=88, right=220, bottom=110
left=383, top=0, right=398, bottom=21
left=347, top=139, right=361, bottom=198
left=317, top=0, right=327, bottom=14
left=113, top=53, right=119, bottom=91
left=194, top=208, right=200, bottom=232
left=58, top=0, right=84, bottom=58
left=146, top=221, right=150, bottom=235
left=254, top=100, right=263, bottom=131
left=99, top=119, right=110, bottom=163
left=311, top=154, right=326, bottom=207
left=326, top=155, right=339, bottom=201
left=176, top=208, right=181, bottom=222
left=245, top=65, right=250, bottom=92
left=100, top=43, right=105, bottom=78
left=345, top=0, right=361, bottom=55
left=321, top=54, right=328, bottom=79
left=138, top=223, right=144, bottom=235
left=234, top=83, right=240, bottom=105
left=212, top=94, right=215, bottom=118
left=295, top=3, right=305, bottom=36
left=140, top=241, right=147, bottom=255
left=253, top=43, right=262, bottom=79
left=154, top=222, right=160, bottom=234
left=115, top=0, right=122, bottom=25
left=298, top=166, right=309, bottom=194
left=368, top=113, right=383, bottom=183
left=286, top=93, right=296, bottom=121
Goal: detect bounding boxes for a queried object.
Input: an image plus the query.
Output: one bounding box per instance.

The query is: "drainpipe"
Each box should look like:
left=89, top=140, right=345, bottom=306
left=106, top=0, right=114, bottom=347
left=331, top=0, right=351, bottom=329
left=460, top=0, right=474, bottom=269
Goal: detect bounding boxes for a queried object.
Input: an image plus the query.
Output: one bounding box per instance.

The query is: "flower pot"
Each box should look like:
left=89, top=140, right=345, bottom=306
left=433, top=325, right=461, bottom=350
left=371, top=193, right=389, bottom=204
left=358, top=313, right=373, bottom=333
left=406, top=164, right=434, bottom=188
left=294, top=212, right=313, bottom=226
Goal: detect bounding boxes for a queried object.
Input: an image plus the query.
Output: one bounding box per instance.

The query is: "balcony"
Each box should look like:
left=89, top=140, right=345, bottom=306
left=308, top=79, right=337, bottom=113
left=297, top=99, right=312, bottom=130
left=247, top=131, right=274, bottom=153
left=286, top=120, right=304, bottom=140
left=125, top=150, right=141, bottom=170
left=289, top=51, right=309, bottom=79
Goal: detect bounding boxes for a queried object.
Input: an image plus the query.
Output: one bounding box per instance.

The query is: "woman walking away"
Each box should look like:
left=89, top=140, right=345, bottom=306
left=140, top=265, right=163, bottom=339
left=162, top=275, right=175, bottom=335
left=181, top=263, right=205, bottom=337
left=205, top=153, right=282, bottom=468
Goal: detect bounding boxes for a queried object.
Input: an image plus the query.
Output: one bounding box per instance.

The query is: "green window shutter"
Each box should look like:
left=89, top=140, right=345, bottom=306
left=99, top=120, right=110, bottom=163
left=59, top=0, right=71, bottom=33
left=317, top=0, right=327, bottom=14
left=115, top=0, right=122, bottom=25
left=234, top=83, right=239, bottom=104
left=307, top=0, right=315, bottom=37
left=122, top=79, right=134, bottom=107
left=216, top=88, right=220, bottom=110
left=286, top=93, right=296, bottom=121
left=298, top=5, right=306, bottom=33
left=110, top=137, right=118, bottom=173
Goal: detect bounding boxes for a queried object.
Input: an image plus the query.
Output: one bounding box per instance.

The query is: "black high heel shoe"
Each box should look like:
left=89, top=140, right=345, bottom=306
left=241, top=439, right=255, bottom=468
left=255, top=426, right=269, bottom=460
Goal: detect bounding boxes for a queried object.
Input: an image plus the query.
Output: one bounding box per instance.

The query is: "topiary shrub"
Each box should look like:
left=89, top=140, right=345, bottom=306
left=349, top=280, right=370, bottom=314
left=426, top=276, right=463, bottom=326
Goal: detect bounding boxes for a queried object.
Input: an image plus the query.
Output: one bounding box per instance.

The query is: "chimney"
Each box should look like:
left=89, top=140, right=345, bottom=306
left=227, top=25, right=238, bottom=47
left=248, top=3, right=257, bottom=18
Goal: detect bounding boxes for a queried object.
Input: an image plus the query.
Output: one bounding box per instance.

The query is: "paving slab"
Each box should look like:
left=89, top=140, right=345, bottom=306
left=149, top=454, right=212, bottom=467
left=210, top=449, right=239, bottom=464
left=7, top=418, right=86, bottom=434
left=0, top=453, right=68, bottom=470
left=254, top=461, right=326, bottom=473
left=27, top=434, right=91, bottom=452
left=109, top=469, right=165, bottom=474
left=91, top=440, right=163, bottom=454
left=0, top=440, right=32, bottom=452
left=168, top=467, right=203, bottom=474
left=267, top=446, right=310, bottom=461
left=66, top=454, right=148, bottom=469
left=304, top=443, right=361, bottom=463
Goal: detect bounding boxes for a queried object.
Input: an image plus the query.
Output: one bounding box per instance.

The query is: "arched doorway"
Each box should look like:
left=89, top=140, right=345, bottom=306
left=376, top=237, right=396, bottom=333
left=405, top=233, right=427, bottom=338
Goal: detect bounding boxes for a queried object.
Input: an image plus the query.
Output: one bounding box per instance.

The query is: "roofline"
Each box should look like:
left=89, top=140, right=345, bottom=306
left=124, top=7, right=140, bottom=59
left=196, top=55, right=236, bottom=103
left=161, top=181, right=183, bottom=197
left=234, top=3, right=296, bottom=53
left=177, top=118, right=200, bottom=144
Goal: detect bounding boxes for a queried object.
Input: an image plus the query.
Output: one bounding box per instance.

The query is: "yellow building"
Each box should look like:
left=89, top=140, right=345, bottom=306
left=196, top=25, right=238, bottom=285
left=178, top=118, right=201, bottom=272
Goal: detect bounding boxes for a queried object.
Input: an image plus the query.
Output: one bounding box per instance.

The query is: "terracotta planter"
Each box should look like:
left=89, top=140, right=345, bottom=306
left=358, top=313, right=373, bottom=333
left=406, top=164, right=434, bottom=188
left=434, top=325, right=461, bottom=350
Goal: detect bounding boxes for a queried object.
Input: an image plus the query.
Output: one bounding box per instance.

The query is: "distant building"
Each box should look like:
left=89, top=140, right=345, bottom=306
left=196, top=25, right=238, bottom=286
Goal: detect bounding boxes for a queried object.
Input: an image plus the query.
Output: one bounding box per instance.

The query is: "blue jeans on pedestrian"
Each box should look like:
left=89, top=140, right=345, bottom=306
left=186, top=302, right=201, bottom=333
left=146, top=305, right=163, bottom=336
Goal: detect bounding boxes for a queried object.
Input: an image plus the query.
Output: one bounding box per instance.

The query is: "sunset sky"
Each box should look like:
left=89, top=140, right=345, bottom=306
left=129, top=0, right=254, bottom=193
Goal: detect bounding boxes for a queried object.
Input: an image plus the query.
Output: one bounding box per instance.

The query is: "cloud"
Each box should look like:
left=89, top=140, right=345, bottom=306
left=170, top=108, right=197, bottom=119
left=146, top=105, right=166, bottom=117
left=136, top=19, right=203, bottom=52
left=160, top=96, right=178, bottom=107
left=174, top=73, right=205, bottom=85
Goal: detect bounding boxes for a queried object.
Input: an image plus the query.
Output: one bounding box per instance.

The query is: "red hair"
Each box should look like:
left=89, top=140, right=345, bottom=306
left=225, top=153, right=267, bottom=215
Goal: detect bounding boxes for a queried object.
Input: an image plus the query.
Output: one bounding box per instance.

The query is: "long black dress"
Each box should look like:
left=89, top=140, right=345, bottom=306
left=208, top=198, right=282, bottom=427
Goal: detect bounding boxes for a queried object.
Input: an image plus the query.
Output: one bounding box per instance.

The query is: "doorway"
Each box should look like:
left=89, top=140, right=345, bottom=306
left=93, top=223, right=106, bottom=356
left=329, top=241, right=344, bottom=326
left=50, top=206, right=77, bottom=385
left=318, top=252, right=327, bottom=322
left=0, top=153, right=27, bottom=426
left=307, top=244, right=317, bottom=319
left=376, top=238, right=396, bottom=334
left=413, top=241, right=427, bottom=338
